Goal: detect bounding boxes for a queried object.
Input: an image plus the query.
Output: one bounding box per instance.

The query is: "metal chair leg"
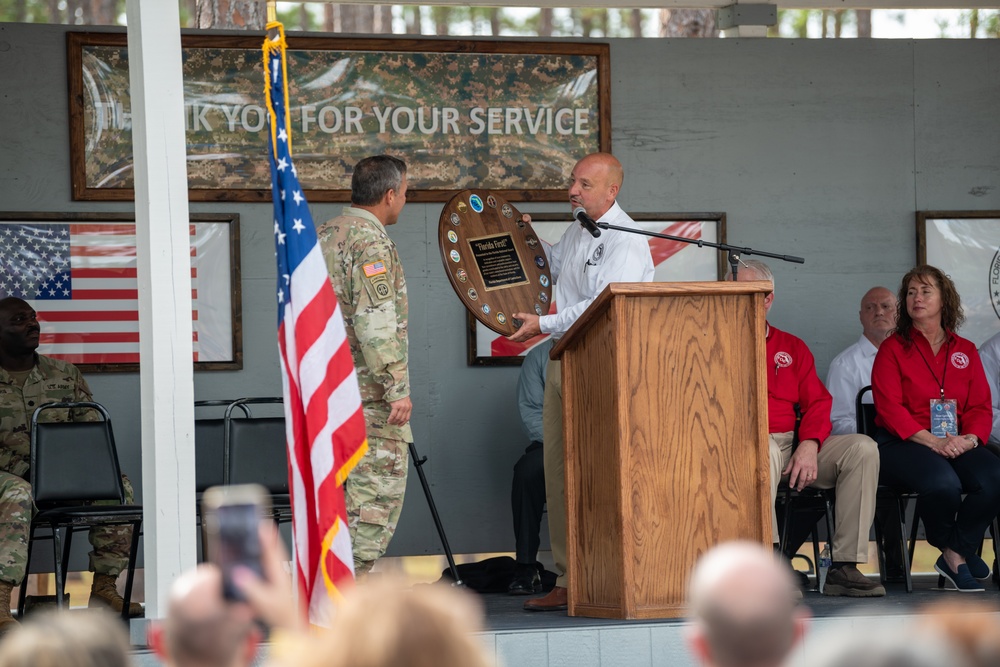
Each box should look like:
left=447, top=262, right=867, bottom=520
left=51, top=527, right=66, bottom=610
left=120, top=520, right=141, bottom=622
left=901, top=497, right=913, bottom=593
left=17, top=525, right=37, bottom=618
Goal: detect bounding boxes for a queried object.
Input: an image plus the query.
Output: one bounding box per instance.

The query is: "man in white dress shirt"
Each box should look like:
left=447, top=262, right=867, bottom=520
left=978, top=331, right=1000, bottom=446
left=826, top=286, right=897, bottom=435
left=508, top=152, right=655, bottom=611
left=823, top=286, right=900, bottom=577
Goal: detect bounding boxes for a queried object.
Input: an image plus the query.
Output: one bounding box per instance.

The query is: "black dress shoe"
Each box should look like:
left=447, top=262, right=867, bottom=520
left=508, top=564, right=541, bottom=595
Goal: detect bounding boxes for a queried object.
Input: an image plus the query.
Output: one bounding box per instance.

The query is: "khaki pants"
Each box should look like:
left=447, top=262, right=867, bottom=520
left=541, top=358, right=567, bottom=588
left=769, top=431, right=879, bottom=563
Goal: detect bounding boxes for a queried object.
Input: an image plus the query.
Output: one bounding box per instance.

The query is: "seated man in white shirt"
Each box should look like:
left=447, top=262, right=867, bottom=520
left=978, top=331, right=1000, bottom=447
left=826, top=286, right=897, bottom=435
left=824, top=286, right=900, bottom=577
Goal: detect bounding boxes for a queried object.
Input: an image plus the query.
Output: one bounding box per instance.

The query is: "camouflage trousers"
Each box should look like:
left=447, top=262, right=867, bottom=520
left=0, top=470, right=136, bottom=586
left=345, top=435, right=408, bottom=576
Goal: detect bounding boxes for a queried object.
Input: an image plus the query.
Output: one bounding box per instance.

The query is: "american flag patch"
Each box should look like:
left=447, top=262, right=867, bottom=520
left=363, top=260, right=387, bottom=277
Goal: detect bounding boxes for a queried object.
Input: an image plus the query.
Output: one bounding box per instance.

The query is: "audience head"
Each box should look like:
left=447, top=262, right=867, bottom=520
left=687, top=541, right=806, bottom=667
left=859, top=286, right=897, bottom=346
left=895, top=265, right=965, bottom=340
left=915, top=602, right=1000, bottom=667
left=0, top=609, right=132, bottom=667
left=786, top=627, right=965, bottom=667
left=278, top=578, right=495, bottom=667
left=150, top=564, right=260, bottom=667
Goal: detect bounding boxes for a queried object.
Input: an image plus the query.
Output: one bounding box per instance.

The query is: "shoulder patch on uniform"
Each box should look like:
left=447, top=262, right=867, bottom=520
left=365, top=274, right=393, bottom=303
left=363, top=260, right=388, bottom=277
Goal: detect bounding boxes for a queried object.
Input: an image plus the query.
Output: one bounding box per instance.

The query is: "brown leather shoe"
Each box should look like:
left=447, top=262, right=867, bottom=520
left=523, top=585, right=567, bottom=612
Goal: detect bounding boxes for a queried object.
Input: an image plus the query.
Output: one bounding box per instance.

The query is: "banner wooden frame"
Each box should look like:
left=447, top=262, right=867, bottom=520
left=917, top=210, right=1000, bottom=346
left=67, top=31, right=611, bottom=203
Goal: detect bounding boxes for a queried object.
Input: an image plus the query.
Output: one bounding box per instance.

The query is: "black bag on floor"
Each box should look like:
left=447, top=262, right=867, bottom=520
left=438, top=556, right=556, bottom=593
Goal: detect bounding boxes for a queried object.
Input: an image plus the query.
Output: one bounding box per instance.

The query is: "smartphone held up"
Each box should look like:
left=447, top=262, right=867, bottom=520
left=202, top=484, right=271, bottom=602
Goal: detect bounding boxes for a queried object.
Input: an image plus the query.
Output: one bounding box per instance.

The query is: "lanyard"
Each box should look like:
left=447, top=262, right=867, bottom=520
left=915, top=335, right=950, bottom=399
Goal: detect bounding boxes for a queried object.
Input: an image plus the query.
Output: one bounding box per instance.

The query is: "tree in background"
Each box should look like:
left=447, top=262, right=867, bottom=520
left=194, top=0, right=265, bottom=28
left=0, top=2, right=994, bottom=39
left=659, top=8, right=717, bottom=37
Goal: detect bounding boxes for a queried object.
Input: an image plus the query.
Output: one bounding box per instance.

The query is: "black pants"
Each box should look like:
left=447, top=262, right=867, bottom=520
left=876, top=428, right=1000, bottom=557
left=512, top=440, right=545, bottom=565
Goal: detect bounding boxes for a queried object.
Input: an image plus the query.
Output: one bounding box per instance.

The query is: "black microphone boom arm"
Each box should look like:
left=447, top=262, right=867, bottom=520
left=594, top=222, right=804, bottom=280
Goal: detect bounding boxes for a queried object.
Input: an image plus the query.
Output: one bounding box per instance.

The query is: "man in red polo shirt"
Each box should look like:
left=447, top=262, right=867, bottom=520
left=733, top=261, right=883, bottom=597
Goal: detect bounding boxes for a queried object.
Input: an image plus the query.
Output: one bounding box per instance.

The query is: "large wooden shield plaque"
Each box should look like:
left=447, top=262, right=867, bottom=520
left=438, top=190, right=552, bottom=335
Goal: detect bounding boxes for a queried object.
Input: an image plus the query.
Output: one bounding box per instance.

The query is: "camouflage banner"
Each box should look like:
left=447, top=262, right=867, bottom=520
left=69, top=33, right=610, bottom=203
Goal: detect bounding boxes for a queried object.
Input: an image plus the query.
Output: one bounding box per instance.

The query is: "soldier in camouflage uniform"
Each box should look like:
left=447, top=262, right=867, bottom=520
left=0, top=297, right=141, bottom=632
left=317, top=156, right=413, bottom=576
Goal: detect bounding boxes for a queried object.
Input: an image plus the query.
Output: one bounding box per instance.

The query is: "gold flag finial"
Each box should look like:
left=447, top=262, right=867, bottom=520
left=267, top=0, right=277, bottom=23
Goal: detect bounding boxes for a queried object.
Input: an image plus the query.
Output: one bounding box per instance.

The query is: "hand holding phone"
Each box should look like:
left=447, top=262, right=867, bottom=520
left=202, top=484, right=270, bottom=602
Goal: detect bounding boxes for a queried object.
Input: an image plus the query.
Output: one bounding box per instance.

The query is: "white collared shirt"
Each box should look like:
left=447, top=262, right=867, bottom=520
left=539, top=202, right=654, bottom=337
left=978, top=331, right=1000, bottom=445
left=826, top=334, right=879, bottom=435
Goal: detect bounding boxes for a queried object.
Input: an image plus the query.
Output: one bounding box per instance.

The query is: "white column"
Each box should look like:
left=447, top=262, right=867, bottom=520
left=721, top=25, right=770, bottom=37
left=125, top=0, right=197, bottom=620
left=718, top=3, right=777, bottom=37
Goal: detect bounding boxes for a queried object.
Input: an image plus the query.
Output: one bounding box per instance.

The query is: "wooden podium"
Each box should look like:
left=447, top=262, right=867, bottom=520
left=550, top=281, right=772, bottom=620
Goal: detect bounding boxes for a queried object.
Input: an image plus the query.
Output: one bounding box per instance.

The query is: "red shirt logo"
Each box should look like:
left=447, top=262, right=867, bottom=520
left=951, top=352, right=970, bottom=369
left=774, top=351, right=793, bottom=368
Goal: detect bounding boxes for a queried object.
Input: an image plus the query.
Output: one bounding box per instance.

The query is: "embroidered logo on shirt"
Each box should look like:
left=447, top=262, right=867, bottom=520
left=774, top=351, right=793, bottom=368
left=592, top=244, right=605, bottom=262
left=951, top=352, right=970, bottom=369
left=363, top=261, right=387, bottom=277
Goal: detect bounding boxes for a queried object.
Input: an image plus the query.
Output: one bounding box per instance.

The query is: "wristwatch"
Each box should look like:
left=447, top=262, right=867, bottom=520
left=965, top=434, right=979, bottom=448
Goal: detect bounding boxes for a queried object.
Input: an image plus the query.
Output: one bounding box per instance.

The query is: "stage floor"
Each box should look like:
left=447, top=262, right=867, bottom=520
left=477, top=573, right=996, bottom=631
left=128, top=573, right=1000, bottom=667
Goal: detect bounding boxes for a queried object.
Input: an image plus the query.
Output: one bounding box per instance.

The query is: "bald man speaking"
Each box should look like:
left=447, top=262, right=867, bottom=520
left=509, top=152, right=654, bottom=611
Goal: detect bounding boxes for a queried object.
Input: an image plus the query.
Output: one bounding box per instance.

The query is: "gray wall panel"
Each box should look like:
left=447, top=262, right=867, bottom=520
left=1, top=24, right=997, bottom=559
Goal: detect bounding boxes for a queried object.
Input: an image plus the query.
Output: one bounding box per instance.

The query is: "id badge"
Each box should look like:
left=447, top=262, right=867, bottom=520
left=930, top=398, right=958, bottom=437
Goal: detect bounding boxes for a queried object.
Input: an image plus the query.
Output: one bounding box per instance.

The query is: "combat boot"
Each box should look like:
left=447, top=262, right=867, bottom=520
left=0, top=582, right=20, bottom=636
left=88, top=573, right=143, bottom=617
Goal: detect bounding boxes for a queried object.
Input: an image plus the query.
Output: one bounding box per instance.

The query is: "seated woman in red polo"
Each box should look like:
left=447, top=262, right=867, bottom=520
left=872, top=264, right=1000, bottom=592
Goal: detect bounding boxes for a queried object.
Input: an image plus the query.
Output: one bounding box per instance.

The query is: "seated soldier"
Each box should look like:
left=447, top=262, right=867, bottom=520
left=731, top=262, right=884, bottom=597
left=0, top=297, right=141, bottom=634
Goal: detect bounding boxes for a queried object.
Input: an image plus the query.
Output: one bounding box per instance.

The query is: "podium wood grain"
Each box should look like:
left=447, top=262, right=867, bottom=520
left=553, top=281, right=771, bottom=619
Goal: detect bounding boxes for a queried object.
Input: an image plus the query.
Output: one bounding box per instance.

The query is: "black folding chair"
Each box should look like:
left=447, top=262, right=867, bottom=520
left=224, top=397, right=292, bottom=524
left=18, top=401, right=142, bottom=621
left=777, top=404, right=835, bottom=589
left=860, top=385, right=1000, bottom=591
left=195, top=399, right=251, bottom=560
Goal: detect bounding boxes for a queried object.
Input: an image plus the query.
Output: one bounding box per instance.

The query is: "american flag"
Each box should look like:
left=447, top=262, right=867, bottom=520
left=0, top=223, right=201, bottom=364
left=264, top=23, right=368, bottom=625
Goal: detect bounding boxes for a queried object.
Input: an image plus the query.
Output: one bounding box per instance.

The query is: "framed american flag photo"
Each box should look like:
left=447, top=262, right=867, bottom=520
left=0, top=212, right=242, bottom=372
left=917, top=210, right=1000, bottom=347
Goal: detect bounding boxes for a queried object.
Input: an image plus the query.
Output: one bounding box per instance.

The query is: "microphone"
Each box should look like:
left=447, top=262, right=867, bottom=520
left=572, top=207, right=601, bottom=238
